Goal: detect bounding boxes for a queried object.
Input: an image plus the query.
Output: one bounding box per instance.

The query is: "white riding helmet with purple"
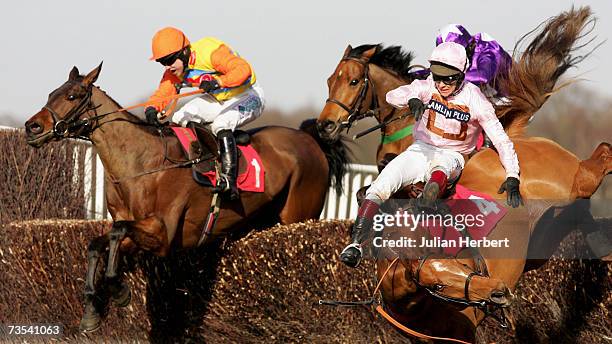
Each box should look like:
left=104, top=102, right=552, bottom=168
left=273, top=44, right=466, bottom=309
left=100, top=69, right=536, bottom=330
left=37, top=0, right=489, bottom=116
left=428, top=41, right=467, bottom=76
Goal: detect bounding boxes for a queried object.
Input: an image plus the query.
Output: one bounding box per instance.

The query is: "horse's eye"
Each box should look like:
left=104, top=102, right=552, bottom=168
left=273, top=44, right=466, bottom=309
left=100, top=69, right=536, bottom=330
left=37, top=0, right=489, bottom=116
left=350, top=79, right=359, bottom=86
left=67, top=95, right=76, bottom=101
left=434, top=284, right=445, bottom=291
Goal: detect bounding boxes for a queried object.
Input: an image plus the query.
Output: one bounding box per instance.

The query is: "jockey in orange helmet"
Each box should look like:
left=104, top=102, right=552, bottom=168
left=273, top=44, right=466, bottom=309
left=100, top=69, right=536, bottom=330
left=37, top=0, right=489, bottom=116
left=145, top=27, right=265, bottom=200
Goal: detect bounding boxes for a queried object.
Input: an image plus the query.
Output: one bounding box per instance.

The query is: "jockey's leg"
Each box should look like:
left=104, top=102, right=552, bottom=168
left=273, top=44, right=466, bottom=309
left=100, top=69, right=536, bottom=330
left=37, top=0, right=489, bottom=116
left=340, top=142, right=429, bottom=267
left=418, top=148, right=465, bottom=210
left=339, top=198, right=381, bottom=267
left=210, top=86, right=264, bottom=199
left=171, top=94, right=221, bottom=127
left=171, top=85, right=264, bottom=200
left=419, top=169, right=448, bottom=209
left=212, top=129, right=239, bottom=200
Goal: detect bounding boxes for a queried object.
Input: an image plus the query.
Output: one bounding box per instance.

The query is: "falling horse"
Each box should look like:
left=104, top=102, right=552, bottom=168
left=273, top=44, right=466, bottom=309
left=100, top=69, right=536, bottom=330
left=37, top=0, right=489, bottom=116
left=24, top=64, right=349, bottom=332
left=319, top=6, right=610, bottom=343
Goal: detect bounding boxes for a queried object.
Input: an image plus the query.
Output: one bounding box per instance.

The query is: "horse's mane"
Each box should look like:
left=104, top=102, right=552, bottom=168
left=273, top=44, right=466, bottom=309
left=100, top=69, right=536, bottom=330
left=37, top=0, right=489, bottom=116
left=497, top=6, right=597, bottom=138
left=349, top=44, right=415, bottom=81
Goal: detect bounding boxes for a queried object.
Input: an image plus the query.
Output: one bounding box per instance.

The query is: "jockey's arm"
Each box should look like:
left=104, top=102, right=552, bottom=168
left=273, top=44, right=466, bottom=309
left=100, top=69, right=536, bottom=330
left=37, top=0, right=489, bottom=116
left=210, top=44, right=252, bottom=88
left=386, top=79, right=431, bottom=108
left=475, top=90, right=520, bottom=179
left=147, top=70, right=181, bottom=111
left=470, top=51, right=498, bottom=86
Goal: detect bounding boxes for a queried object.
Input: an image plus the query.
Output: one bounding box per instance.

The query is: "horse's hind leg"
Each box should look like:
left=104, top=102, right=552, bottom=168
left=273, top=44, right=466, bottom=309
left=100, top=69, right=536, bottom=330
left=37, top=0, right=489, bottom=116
left=572, top=142, right=611, bottom=198
left=278, top=173, right=328, bottom=223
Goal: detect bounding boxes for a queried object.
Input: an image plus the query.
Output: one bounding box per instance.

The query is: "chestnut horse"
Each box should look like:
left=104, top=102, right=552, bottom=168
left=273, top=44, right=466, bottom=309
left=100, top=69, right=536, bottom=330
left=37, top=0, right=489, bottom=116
left=320, top=7, right=610, bottom=342
left=24, top=65, right=349, bottom=332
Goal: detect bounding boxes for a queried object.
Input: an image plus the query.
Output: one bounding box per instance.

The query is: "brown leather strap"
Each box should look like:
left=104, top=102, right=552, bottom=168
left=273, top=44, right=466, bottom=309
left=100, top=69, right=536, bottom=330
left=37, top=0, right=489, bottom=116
left=375, top=305, right=473, bottom=344
left=373, top=259, right=474, bottom=344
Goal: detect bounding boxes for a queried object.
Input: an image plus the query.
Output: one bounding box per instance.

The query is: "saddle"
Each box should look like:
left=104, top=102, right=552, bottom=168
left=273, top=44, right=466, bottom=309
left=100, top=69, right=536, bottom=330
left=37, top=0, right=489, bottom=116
left=179, top=122, right=251, bottom=187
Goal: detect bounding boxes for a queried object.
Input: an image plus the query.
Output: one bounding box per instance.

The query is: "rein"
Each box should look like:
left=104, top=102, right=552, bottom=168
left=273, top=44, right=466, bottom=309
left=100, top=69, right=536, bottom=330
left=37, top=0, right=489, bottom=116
left=325, top=57, right=380, bottom=131
left=319, top=257, right=473, bottom=344
left=46, top=86, right=204, bottom=141
left=43, top=85, right=213, bottom=183
left=318, top=256, right=399, bottom=307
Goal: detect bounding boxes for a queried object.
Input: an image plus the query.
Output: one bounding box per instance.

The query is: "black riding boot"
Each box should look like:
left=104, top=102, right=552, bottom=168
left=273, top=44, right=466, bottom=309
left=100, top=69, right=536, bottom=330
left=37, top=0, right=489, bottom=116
left=340, top=199, right=380, bottom=268
left=417, top=170, right=448, bottom=212
left=212, top=129, right=239, bottom=200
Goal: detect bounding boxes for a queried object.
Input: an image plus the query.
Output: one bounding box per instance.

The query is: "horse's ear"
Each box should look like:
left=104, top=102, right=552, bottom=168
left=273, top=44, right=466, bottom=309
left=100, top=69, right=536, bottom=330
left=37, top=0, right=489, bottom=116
left=342, top=45, right=353, bottom=58
left=69, top=66, right=80, bottom=81
left=82, top=61, right=103, bottom=87
left=361, top=45, right=379, bottom=62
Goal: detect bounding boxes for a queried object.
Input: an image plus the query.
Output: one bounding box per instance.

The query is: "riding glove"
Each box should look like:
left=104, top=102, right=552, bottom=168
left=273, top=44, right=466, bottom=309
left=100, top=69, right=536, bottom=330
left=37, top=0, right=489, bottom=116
left=498, top=177, right=523, bottom=208
left=408, top=98, right=426, bottom=121
left=145, top=106, right=160, bottom=126
left=199, top=79, right=221, bottom=93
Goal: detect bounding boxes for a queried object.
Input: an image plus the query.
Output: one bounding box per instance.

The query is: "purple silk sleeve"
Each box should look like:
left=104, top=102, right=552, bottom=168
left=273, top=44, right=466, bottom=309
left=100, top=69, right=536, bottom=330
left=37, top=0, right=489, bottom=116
left=436, top=28, right=513, bottom=96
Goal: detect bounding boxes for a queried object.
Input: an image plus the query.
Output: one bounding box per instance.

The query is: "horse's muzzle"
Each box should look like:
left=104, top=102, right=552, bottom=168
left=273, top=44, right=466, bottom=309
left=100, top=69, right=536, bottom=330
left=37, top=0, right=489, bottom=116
left=316, top=119, right=341, bottom=142
left=489, top=286, right=513, bottom=307
left=24, top=120, right=50, bottom=147
left=25, top=120, right=43, bottom=136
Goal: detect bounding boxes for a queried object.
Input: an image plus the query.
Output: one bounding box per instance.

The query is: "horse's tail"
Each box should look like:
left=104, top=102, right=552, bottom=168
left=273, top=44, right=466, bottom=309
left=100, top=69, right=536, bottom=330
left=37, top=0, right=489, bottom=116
left=299, top=119, right=351, bottom=194
left=497, top=6, right=597, bottom=138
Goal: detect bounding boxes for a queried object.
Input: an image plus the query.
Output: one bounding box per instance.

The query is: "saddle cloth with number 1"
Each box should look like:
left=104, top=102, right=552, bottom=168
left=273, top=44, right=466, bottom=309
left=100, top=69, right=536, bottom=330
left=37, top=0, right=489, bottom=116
left=171, top=126, right=265, bottom=193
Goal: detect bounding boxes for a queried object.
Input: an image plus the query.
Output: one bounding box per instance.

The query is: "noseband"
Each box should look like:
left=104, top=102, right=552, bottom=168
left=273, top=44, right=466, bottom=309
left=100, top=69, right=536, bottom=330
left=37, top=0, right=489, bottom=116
left=325, top=57, right=379, bottom=131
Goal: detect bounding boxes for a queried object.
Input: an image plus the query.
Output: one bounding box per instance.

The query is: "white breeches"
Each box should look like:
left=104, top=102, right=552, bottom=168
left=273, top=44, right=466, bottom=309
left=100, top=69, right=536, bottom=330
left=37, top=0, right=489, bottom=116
left=366, top=140, right=465, bottom=201
left=171, top=83, right=265, bottom=134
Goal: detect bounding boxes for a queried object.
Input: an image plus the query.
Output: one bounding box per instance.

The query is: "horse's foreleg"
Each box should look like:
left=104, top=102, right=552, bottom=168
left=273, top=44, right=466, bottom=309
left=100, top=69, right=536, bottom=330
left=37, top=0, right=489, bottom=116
left=102, top=221, right=133, bottom=309
left=105, top=221, right=129, bottom=280
left=80, top=234, right=110, bottom=332
left=84, top=234, right=109, bottom=298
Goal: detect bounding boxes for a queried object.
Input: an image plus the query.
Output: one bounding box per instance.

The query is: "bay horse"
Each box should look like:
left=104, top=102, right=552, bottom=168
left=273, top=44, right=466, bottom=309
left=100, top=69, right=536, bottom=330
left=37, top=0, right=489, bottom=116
left=24, top=64, right=349, bottom=332
left=319, top=7, right=611, bottom=342
left=318, top=43, right=418, bottom=171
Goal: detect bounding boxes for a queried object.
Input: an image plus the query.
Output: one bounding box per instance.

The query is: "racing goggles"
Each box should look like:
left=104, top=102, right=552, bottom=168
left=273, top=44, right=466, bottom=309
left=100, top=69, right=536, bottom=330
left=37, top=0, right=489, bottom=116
left=156, top=51, right=182, bottom=66
left=432, top=73, right=462, bottom=86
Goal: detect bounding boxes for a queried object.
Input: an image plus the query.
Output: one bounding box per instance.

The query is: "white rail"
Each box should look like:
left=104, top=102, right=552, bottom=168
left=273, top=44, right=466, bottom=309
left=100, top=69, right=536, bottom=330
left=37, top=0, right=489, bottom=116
left=3, top=127, right=376, bottom=220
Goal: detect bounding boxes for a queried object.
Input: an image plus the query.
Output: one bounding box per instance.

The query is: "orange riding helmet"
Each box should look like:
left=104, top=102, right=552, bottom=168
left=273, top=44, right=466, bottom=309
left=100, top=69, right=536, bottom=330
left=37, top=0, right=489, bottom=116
left=150, top=27, right=190, bottom=60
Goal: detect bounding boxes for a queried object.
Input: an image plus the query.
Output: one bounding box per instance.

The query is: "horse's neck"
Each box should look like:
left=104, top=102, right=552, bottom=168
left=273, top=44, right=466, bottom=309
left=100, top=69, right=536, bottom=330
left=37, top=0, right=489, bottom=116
left=370, top=65, right=414, bottom=148
left=370, top=65, right=410, bottom=123
left=88, top=88, right=162, bottom=180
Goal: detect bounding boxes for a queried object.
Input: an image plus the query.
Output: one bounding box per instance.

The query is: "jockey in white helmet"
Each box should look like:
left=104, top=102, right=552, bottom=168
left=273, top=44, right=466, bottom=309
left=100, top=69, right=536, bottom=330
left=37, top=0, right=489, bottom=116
left=340, top=42, right=523, bottom=268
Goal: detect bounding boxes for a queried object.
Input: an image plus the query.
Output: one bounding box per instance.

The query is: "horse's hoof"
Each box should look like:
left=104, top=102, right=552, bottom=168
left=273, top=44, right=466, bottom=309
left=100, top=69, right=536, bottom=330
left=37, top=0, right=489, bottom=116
left=340, top=245, right=362, bottom=268
left=79, top=313, right=101, bottom=333
left=111, top=282, right=132, bottom=308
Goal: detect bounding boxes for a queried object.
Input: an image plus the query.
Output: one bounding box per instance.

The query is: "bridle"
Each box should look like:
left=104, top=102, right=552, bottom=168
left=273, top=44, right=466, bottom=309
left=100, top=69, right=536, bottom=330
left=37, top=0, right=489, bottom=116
left=412, top=254, right=488, bottom=308
left=41, top=82, right=195, bottom=141
left=412, top=254, right=510, bottom=327
left=325, top=57, right=380, bottom=131
left=43, top=85, right=101, bottom=140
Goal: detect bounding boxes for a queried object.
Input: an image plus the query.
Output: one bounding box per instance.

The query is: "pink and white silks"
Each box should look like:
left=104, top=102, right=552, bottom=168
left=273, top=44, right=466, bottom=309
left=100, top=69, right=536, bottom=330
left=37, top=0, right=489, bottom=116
left=365, top=77, right=519, bottom=201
